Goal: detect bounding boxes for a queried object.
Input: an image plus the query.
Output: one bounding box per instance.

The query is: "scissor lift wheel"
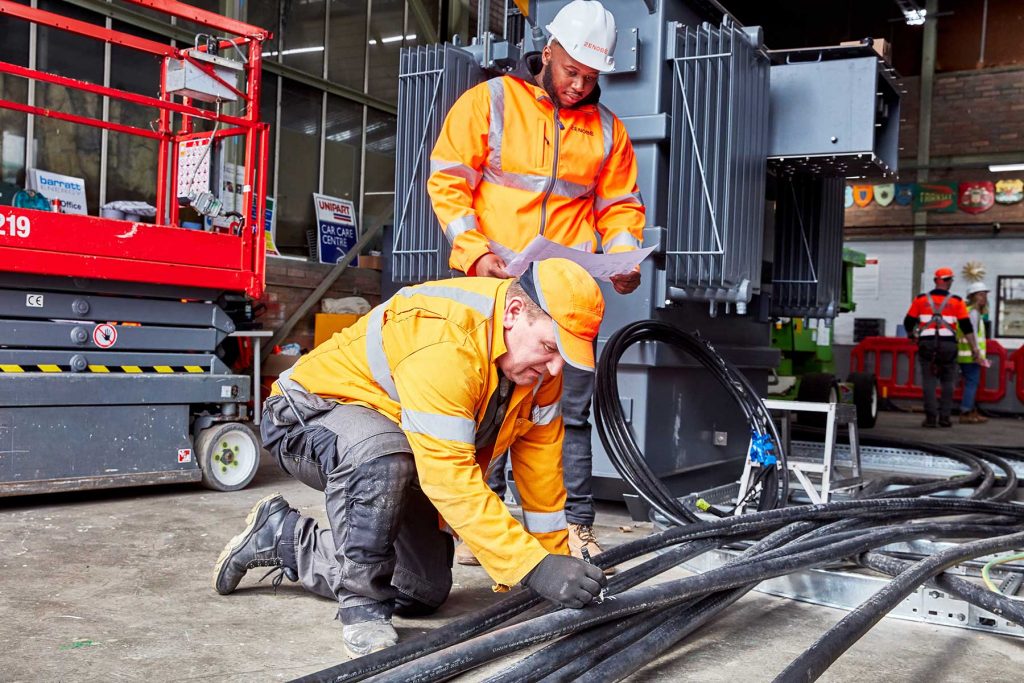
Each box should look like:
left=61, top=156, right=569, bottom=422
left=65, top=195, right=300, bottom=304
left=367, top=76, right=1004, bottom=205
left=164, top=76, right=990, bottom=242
left=195, top=423, right=260, bottom=492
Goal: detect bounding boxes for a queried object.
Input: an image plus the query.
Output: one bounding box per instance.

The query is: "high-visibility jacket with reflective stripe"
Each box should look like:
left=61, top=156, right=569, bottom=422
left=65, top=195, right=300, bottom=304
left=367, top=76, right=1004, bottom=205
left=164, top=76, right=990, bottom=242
left=957, top=305, right=987, bottom=361
left=905, top=291, right=971, bottom=338
left=428, top=56, right=646, bottom=274
left=274, top=277, right=568, bottom=588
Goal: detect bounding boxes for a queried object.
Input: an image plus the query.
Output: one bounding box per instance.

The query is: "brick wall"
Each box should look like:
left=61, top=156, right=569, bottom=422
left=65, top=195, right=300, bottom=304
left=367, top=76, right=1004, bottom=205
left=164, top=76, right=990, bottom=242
left=845, top=65, right=1024, bottom=233
left=257, top=257, right=382, bottom=352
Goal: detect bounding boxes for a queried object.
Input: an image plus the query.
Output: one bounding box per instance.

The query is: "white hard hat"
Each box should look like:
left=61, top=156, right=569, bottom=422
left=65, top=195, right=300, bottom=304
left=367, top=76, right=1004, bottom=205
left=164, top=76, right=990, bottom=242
left=545, top=0, right=617, bottom=73
left=966, top=281, right=990, bottom=296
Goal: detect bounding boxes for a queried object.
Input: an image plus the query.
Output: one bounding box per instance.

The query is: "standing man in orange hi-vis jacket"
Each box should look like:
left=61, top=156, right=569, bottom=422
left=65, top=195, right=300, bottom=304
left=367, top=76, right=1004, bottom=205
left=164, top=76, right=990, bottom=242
left=904, top=267, right=982, bottom=428
left=211, top=259, right=608, bottom=658
left=427, top=0, right=645, bottom=566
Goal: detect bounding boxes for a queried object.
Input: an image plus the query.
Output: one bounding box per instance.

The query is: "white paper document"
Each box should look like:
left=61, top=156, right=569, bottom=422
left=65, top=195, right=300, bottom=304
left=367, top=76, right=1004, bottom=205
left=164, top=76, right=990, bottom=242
left=488, top=236, right=655, bottom=281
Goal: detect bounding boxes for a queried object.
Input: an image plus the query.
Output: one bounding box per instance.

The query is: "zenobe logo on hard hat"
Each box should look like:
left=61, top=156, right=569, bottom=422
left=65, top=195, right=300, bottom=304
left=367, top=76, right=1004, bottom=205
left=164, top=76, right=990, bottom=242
left=545, top=0, right=618, bottom=73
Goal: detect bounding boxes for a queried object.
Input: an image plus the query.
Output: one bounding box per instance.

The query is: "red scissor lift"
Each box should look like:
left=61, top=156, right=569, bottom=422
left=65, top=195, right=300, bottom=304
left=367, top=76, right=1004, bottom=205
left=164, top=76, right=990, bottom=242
left=0, top=0, right=271, bottom=495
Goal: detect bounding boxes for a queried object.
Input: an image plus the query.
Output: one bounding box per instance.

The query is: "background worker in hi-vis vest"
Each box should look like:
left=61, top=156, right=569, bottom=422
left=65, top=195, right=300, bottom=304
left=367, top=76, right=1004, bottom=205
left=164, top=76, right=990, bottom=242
left=904, top=267, right=983, bottom=428
left=428, top=0, right=644, bottom=569
left=957, top=281, right=991, bottom=424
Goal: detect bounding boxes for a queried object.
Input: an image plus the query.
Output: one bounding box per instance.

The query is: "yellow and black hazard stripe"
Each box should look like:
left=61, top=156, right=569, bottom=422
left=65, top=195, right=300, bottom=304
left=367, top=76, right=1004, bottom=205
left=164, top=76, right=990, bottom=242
left=0, top=364, right=208, bottom=374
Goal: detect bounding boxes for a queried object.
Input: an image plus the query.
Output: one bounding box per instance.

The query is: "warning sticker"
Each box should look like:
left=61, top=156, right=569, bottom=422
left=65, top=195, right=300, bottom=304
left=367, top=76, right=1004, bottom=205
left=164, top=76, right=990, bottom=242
left=177, top=448, right=192, bottom=463
left=92, top=323, right=117, bottom=349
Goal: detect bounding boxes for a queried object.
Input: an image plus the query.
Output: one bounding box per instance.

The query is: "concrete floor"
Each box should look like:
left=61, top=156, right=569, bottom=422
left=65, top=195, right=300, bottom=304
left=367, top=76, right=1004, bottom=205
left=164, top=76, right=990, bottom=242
left=1, top=411, right=1022, bottom=681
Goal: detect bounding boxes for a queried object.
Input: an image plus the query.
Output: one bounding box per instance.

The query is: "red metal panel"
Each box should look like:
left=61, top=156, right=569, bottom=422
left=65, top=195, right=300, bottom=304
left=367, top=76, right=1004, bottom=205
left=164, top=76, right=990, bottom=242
left=850, top=336, right=1008, bottom=403
left=1013, top=347, right=1024, bottom=406
left=0, top=208, right=241, bottom=269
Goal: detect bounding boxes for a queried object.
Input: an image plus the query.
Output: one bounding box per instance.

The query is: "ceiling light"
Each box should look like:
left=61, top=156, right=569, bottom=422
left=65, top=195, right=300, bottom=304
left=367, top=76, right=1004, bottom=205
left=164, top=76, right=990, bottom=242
left=380, top=34, right=405, bottom=44
left=988, top=163, right=1024, bottom=173
left=262, top=46, right=325, bottom=58
left=903, top=8, right=927, bottom=25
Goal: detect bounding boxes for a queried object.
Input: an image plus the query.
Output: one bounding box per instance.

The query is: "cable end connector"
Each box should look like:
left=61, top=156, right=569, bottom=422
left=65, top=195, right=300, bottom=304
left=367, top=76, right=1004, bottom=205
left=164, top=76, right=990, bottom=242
left=748, top=432, right=777, bottom=468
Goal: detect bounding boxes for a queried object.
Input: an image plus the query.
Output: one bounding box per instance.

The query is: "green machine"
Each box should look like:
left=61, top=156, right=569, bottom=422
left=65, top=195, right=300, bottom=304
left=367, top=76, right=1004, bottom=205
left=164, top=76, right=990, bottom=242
left=769, top=248, right=878, bottom=428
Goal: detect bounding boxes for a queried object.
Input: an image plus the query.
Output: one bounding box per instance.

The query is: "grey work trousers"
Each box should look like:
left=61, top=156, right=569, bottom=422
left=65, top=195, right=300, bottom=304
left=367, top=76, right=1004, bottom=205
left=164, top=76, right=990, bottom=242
left=262, top=396, right=454, bottom=624
left=488, top=363, right=597, bottom=526
left=918, top=339, right=959, bottom=419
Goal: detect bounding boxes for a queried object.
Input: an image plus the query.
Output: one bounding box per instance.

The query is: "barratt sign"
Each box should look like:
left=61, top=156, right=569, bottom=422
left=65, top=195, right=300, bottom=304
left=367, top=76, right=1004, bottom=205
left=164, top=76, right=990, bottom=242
left=28, top=168, right=88, bottom=215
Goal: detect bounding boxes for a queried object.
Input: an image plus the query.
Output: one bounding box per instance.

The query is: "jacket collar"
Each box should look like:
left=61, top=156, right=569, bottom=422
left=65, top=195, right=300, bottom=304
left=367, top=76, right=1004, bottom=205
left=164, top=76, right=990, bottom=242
left=507, top=51, right=602, bottom=109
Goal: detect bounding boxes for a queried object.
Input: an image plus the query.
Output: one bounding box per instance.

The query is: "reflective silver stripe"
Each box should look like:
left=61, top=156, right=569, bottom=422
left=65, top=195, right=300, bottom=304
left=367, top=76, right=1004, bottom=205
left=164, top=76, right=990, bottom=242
left=482, top=168, right=593, bottom=200
left=531, top=401, right=561, bottom=426
left=571, top=240, right=593, bottom=252
left=598, top=104, right=614, bottom=163
left=401, top=409, right=476, bottom=444
left=603, top=232, right=641, bottom=251
left=430, top=159, right=482, bottom=189
left=522, top=509, right=568, bottom=534
left=595, top=191, right=643, bottom=214
left=396, top=284, right=494, bottom=317
left=365, top=305, right=399, bottom=402
left=487, top=78, right=505, bottom=172
left=553, top=177, right=596, bottom=199
left=444, top=214, right=479, bottom=245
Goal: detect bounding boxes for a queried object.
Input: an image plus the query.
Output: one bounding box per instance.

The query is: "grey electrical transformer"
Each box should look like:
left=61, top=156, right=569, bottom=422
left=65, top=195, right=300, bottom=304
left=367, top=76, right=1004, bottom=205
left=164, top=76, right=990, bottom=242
left=390, top=0, right=899, bottom=508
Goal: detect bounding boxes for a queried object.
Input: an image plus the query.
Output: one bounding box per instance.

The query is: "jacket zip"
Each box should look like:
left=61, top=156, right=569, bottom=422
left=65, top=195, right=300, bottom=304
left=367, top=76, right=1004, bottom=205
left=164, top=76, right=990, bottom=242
left=538, top=104, right=562, bottom=237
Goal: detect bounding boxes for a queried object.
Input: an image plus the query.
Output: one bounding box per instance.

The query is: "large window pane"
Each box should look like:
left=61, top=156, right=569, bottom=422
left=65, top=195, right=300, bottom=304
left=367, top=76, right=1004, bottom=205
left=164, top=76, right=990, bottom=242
left=323, top=95, right=362, bottom=202
left=367, top=0, right=408, bottom=104
left=247, top=0, right=281, bottom=58
left=328, top=2, right=367, bottom=91
left=105, top=21, right=166, bottom=208
left=275, top=79, right=321, bottom=255
left=35, top=0, right=104, bottom=214
left=362, top=108, right=396, bottom=231
left=281, top=0, right=326, bottom=76
left=260, top=74, right=279, bottom=202
left=0, top=10, right=30, bottom=185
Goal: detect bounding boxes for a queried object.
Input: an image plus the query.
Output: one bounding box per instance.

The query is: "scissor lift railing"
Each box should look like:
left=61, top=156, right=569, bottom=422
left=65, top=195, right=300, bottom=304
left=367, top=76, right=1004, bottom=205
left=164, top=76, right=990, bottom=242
left=0, top=0, right=271, bottom=298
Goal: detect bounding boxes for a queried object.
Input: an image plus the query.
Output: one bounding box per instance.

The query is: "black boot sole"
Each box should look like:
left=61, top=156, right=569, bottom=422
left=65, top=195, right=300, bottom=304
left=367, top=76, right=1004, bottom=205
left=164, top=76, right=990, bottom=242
left=212, top=492, right=284, bottom=595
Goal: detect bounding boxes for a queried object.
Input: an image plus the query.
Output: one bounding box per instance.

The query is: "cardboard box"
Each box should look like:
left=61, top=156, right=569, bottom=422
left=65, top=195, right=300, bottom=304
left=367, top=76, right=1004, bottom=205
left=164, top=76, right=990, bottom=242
left=358, top=254, right=384, bottom=270
left=314, top=312, right=362, bottom=347
left=840, top=38, right=891, bottom=65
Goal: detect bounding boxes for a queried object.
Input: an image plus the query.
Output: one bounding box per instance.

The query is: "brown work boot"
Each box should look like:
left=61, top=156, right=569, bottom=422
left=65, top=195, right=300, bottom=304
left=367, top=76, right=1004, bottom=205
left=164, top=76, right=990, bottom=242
left=454, top=540, right=481, bottom=566
left=959, top=409, right=988, bottom=424
left=568, top=523, right=616, bottom=575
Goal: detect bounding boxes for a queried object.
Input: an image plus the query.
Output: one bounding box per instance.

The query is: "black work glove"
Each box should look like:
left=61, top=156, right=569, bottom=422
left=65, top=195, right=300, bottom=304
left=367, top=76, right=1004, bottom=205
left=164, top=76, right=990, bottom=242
left=522, top=554, right=607, bottom=609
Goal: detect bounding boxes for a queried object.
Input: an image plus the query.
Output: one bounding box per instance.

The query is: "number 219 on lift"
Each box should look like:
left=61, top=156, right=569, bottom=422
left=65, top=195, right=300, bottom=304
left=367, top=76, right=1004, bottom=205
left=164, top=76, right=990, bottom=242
left=0, top=213, right=31, bottom=238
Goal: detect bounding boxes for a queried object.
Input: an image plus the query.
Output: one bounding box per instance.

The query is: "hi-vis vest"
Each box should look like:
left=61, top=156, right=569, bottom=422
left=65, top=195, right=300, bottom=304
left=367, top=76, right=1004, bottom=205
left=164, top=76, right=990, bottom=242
left=428, top=69, right=645, bottom=274
left=273, top=277, right=568, bottom=588
left=958, top=304, right=987, bottom=362
left=906, top=291, right=969, bottom=339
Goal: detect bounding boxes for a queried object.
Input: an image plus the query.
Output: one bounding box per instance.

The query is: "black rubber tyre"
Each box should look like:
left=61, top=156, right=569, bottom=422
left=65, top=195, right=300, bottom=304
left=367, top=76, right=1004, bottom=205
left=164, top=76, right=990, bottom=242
left=850, top=372, right=879, bottom=429
left=796, top=373, right=840, bottom=428
left=196, top=422, right=260, bottom=492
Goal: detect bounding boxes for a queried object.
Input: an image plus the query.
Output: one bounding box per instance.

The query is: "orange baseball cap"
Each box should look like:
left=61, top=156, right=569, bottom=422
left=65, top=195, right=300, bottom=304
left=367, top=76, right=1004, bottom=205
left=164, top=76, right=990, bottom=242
left=519, top=259, right=605, bottom=371
left=934, top=267, right=955, bottom=279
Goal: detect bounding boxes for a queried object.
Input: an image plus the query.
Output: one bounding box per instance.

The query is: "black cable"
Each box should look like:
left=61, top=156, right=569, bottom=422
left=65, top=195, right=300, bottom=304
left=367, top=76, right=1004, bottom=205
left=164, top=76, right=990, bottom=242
left=773, top=530, right=1024, bottom=683
left=858, top=552, right=1024, bottom=627
left=595, top=321, right=789, bottom=525
left=368, top=522, right=1012, bottom=683
left=294, top=498, right=1023, bottom=683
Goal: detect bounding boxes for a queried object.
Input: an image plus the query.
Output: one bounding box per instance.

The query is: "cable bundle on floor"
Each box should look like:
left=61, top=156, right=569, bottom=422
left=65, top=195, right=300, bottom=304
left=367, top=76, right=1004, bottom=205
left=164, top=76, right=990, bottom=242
left=594, top=320, right=789, bottom=523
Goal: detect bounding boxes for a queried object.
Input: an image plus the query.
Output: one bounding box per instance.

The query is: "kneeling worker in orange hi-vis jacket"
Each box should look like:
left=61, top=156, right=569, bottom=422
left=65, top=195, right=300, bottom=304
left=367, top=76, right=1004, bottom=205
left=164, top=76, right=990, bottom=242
left=211, top=258, right=609, bottom=658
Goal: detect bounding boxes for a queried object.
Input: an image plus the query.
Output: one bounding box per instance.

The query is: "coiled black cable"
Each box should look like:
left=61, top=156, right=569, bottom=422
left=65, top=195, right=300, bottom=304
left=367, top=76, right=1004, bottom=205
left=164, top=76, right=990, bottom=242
left=595, top=320, right=789, bottom=525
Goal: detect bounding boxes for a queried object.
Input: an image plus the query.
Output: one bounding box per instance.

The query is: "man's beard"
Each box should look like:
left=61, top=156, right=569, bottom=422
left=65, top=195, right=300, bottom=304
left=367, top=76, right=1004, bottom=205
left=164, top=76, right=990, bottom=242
left=541, top=66, right=582, bottom=109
